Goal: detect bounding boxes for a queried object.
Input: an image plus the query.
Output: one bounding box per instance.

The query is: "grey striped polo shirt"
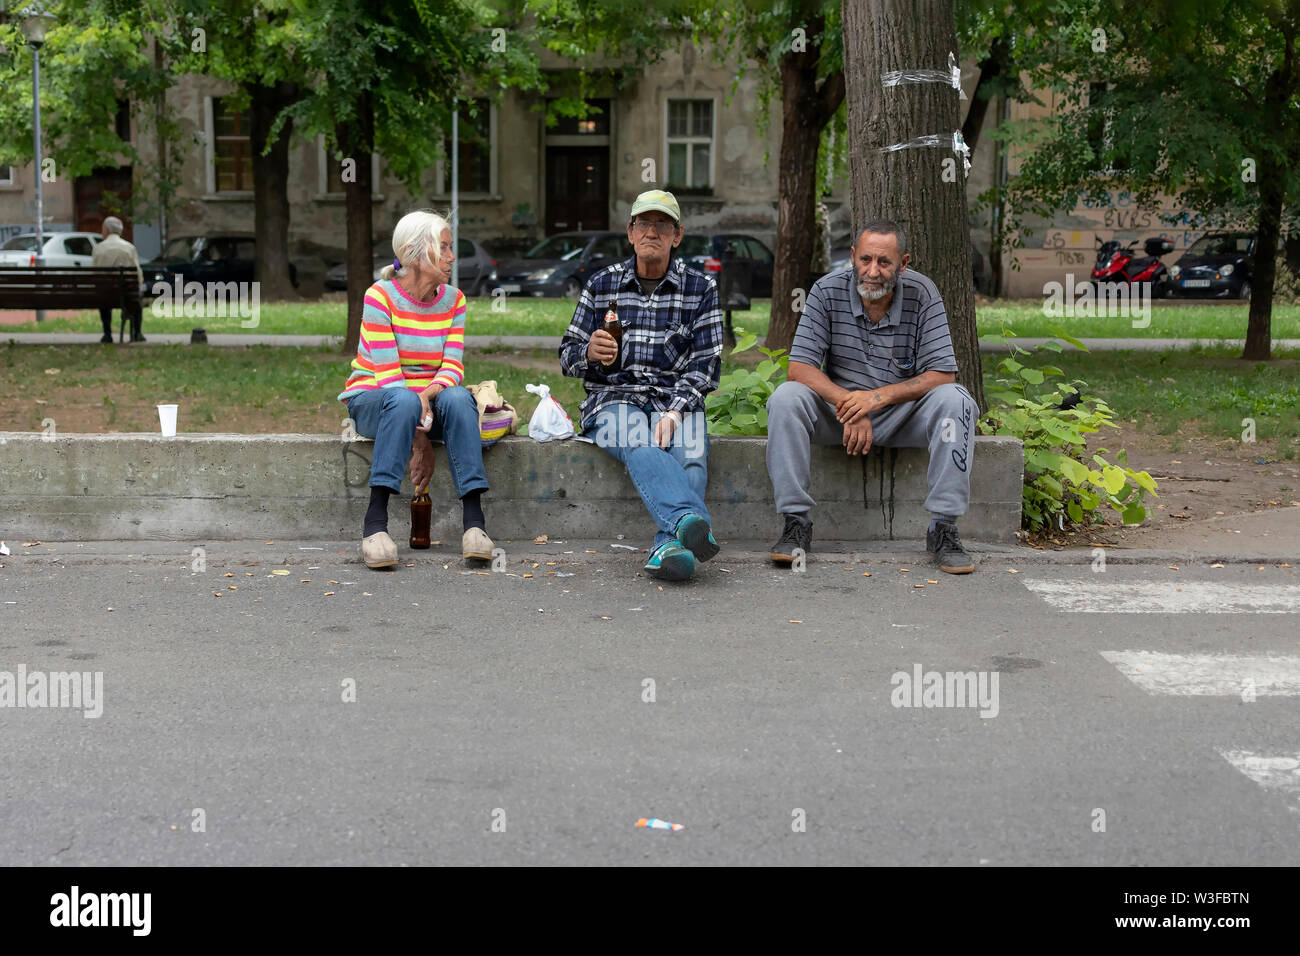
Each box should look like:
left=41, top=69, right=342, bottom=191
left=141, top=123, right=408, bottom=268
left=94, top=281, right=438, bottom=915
left=789, top=267, right=958, bottom=390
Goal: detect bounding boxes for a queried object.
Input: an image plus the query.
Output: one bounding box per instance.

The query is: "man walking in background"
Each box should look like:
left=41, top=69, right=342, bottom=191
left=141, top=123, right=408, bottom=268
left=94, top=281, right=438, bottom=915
left=91, top=216, right=144, bottom=343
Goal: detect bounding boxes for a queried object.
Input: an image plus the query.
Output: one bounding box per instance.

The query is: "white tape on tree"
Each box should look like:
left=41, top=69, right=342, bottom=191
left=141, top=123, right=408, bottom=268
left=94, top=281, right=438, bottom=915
left=878, top=129, right=971, bottom=177
left=881, top=52, right=967, bottom=99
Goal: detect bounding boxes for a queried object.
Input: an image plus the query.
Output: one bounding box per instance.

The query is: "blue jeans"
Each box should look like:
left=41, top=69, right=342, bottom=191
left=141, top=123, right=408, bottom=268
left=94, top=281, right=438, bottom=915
left=345, top=386, right=489, bottom=498
left=585, top=403, right=711, bottom=551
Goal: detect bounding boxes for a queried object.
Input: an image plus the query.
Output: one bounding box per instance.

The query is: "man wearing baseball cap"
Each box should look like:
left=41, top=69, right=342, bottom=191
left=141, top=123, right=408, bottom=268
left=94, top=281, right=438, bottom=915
left=559, top=189, right=724, bottom=581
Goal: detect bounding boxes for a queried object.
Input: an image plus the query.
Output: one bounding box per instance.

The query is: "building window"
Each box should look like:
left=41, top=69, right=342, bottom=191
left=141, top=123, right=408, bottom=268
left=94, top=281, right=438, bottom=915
left=0, top=166, right=13, bottom=187
left=315, top=136, right=384, bottom=198
left=666, top=99, right=713, bottom=190
left=213, top=97, right=253, bottom=192
left=115, top=99, right=131, bottom=142
left=1086, top=83, right=1129, bottom=173
left=548, top=99, right=610, bottom=136
left=456, top=99, right=491, bottom=194
left=435, top=99, right=497, bottom=197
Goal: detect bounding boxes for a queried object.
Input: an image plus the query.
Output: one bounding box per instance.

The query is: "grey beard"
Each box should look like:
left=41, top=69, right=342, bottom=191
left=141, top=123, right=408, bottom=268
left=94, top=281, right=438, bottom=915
left=858, top=274, right=896, bottom=301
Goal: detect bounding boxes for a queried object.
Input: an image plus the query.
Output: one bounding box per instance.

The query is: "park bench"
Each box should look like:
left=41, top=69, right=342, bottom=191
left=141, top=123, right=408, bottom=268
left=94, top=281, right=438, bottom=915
left=0, top=266, right=141, bottom=342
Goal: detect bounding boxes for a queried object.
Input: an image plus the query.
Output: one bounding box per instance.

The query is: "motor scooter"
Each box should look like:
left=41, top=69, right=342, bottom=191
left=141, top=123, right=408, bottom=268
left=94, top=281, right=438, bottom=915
left=1090, top=235, right=1175, bottom=297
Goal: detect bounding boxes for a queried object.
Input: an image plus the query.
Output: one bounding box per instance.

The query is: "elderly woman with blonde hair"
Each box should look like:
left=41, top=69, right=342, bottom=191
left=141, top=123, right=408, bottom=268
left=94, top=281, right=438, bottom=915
left=338, top=210, right=493, bottom=568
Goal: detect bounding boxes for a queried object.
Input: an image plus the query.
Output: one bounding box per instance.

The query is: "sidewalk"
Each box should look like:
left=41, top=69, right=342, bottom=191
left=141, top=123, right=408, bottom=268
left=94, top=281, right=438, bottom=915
left=5, top=510, right=1296, bottom=568
left=1093, top=505, right=1300, bottom=562
left=4, top=331, right=1299, bottom=351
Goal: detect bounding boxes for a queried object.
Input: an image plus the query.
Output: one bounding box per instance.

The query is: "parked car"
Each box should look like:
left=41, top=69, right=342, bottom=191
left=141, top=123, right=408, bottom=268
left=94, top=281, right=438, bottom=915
left=141, top=234, right=297, bottom=296
left=324, top=237, right=496, bottom=295
left=1168, top=232, right=1255, bottom=299
left=0, top=231, right=102, bottom=267
left=495, top=232, right=632, bottom=298
left=676, top=233, right=775, bottom=297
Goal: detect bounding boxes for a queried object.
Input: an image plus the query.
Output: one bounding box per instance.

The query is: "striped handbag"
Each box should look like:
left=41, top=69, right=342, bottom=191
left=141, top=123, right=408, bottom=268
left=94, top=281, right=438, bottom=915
left=466, top=380, right=518, bottom=448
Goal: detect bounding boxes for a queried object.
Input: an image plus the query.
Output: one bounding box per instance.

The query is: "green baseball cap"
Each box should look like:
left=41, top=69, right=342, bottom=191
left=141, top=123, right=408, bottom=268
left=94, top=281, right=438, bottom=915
left=629, top=189, right=681, bottom=223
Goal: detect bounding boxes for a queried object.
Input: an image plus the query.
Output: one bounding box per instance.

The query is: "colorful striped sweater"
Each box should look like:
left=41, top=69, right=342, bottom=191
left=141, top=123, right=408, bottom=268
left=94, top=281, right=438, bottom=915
left=338, top=279, right=466, bottom=401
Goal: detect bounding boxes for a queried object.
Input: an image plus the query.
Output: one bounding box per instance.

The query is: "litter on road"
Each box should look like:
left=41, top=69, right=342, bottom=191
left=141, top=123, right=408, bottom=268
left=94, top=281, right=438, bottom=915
left=636, top=818, right=684, bottom=831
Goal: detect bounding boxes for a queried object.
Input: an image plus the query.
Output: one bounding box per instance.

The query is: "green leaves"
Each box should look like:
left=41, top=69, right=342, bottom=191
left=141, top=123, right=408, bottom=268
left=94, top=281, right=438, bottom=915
left=979, top=323, right=1159, bottom=534
left=706, top=327, right=789, bottom=435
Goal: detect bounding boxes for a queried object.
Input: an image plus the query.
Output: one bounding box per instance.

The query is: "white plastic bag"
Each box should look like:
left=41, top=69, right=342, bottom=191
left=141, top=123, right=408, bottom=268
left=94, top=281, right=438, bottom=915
left=525, top=383, right=575, bottom=441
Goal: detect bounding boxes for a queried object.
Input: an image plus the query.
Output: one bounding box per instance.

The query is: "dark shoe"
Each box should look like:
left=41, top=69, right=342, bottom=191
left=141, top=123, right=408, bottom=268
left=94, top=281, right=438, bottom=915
left=927, top=521, right=974, bottom=574
left=769, top=513, right=812, bottom=565
left=100, top=334, right=113, bottom=344
left=674, top=513, right=719, bottom=562
left=644, top=541, right=695, bottom=581
left=130, top=334, right=147, bottom=343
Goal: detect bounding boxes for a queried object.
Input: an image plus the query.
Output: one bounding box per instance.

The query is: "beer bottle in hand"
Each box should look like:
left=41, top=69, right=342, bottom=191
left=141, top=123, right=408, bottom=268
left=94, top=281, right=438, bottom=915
left=601, top=307, right=622, bottom=370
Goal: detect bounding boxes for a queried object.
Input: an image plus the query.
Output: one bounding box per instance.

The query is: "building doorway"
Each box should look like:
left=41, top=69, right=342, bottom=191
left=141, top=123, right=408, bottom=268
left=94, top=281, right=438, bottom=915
left=74, top=166, right=133, bottom=239
left=543, top=98, right=611, bottom=234
left=545, top=146, right=609, bottom=233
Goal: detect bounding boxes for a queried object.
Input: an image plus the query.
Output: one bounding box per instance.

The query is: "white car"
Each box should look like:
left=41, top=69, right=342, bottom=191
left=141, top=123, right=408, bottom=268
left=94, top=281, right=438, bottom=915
left=0, top=231, right=103, bottom=267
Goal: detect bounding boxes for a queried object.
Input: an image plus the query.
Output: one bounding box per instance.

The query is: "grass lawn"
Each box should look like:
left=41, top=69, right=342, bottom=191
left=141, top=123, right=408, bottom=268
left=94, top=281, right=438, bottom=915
left=8, top=295, right=1300, bottom=341
left=1009, top=345, right=1300, bottom=458
left=1, top=297, right=771, bottom=338
left=4, top=340, right=1296, bottom=460
left=975, top=298, right=1300, bottom=341
left=0, top=342, right=587, bottom=435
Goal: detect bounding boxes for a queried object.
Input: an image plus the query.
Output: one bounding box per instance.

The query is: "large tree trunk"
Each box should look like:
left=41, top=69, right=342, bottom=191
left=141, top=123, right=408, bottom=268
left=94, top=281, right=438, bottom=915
left=249, top=80, right=300, bottom=303
left=1242, top=37, right=1294, bottom=361
left=337, top=90, right=375, bottom=356
left=842, top=0, right=985, bottom=411
left=959, top=35, right=1008, bottom=154
left=1247, top=149, right=1282, bottom=361
left=988, top=95, right=1008, bottom=297
left=766, top=23, right=844, bottom=354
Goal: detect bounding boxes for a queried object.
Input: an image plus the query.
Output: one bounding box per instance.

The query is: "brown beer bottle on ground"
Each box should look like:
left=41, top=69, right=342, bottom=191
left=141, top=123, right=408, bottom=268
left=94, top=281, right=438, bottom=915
left=410, top=491, right=432, bottom=549
left=601, top=307, right=622, bottom=370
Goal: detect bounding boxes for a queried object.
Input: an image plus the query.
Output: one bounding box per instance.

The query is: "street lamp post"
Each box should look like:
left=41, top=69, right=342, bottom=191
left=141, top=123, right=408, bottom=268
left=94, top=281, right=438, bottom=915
left=21, top=6, right=55, bottom=323
left=451, top=96, right=459, bottom=291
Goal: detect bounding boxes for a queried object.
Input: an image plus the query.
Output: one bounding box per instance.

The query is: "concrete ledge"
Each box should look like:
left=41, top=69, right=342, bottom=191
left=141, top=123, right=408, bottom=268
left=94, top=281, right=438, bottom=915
left=0, top=433, right=1023, bottom=543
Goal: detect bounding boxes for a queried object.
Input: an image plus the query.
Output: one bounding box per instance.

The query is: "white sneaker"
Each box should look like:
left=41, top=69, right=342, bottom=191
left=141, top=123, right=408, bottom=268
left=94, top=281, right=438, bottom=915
left=462, top=527, right=494, bottom=561
left=362, top=531, right=398, bottom=568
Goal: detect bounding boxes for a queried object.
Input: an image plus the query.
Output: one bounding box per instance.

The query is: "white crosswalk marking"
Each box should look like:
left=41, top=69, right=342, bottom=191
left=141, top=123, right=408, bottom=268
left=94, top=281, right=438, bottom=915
left=1219, top=751, right=1300, bottom=813
left=1023, top=579, right=1300, bottom=613
left=1100, top=651, right=1300, bottom=696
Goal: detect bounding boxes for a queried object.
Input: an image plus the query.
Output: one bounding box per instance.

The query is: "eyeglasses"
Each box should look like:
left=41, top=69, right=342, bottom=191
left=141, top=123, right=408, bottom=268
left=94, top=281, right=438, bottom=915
left=631, top=220, right=677, bottom=236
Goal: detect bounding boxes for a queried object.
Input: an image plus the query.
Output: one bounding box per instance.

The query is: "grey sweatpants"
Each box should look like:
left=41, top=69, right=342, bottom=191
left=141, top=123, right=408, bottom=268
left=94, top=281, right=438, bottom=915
left=766, top=380, right=978, bottom=518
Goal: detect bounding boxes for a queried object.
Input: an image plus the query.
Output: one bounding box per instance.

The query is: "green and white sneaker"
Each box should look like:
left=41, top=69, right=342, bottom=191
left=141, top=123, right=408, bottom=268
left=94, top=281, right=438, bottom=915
left=675, top=513, right=719, bottom=562
left=644, top=541, right=696, bottom=581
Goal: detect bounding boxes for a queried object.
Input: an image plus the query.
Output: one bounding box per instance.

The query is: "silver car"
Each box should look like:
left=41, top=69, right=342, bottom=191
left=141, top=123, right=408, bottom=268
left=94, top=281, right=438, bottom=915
left=0, top=231, right=103, bottom=267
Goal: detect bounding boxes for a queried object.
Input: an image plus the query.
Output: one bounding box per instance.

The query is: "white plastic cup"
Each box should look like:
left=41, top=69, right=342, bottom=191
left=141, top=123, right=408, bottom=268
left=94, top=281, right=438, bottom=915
left=157, top=404, right=178, bottom=438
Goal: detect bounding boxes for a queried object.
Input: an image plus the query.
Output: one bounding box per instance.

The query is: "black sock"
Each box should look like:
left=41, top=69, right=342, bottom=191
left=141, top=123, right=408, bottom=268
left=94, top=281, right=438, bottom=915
left=364, top=486, right=393, bottom=537
left=462, top=491, right=485, bottom=532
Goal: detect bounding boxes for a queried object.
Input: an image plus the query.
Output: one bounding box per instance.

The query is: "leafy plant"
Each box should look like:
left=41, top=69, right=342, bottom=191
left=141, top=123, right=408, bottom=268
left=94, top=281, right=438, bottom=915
left=979, top=329, right=1158, bottom=532
left=706, top=328, right=788, bottom=435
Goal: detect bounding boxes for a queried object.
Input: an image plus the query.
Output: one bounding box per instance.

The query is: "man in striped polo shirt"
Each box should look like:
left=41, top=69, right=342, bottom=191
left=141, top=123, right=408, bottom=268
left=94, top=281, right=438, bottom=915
left=765, top=220, right=980, bottom=574
left=559, top=190, right=723, bottom=582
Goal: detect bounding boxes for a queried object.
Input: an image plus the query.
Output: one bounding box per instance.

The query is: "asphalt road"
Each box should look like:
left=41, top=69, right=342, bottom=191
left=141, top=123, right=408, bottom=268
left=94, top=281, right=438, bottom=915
left=2, top=542, right=1297, bottom=866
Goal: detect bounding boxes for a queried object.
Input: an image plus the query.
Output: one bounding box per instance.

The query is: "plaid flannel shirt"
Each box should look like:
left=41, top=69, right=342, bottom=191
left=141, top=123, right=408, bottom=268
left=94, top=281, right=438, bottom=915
left=559, top=255, right=723, bottom=427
